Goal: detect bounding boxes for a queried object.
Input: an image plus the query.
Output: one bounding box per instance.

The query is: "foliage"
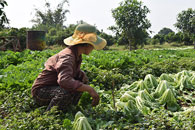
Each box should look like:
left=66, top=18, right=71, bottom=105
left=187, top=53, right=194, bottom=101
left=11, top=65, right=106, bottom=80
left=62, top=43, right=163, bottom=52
left=0, top=48, right=195, bottom=129
left=0, top=0, right=9, bottom=29
left=112, top=0, right=151, bottom=50
left=108, top=25, right=128, bottom=46
left=31, top=0, right=69, bottom=32
left=158, top=27, right=174, bottom=36
left=73, top=111, right=92, bottom=130
left=128, top=108, right=195, bottom=129
left=144, top=74, right=158, bottom=90
left=45, top=24, right=76, bottom=45
left=159, top=89, right=180, bottom=111
left=98, top=30, right=116, bottom=46
left=116, top=69, right=195, bottom=122
left=175, top=8, right=195, bottom=34
left=0, top=24, right=115, bottom=47
left=149, top=18, right=195, bottom=45
left=151, top=34, right=163, bottom=44
left=174, top=8, right=195, bottom=47
left=182, top=32, right=194, bottom=45
left=0, top=27, right=28, bottom=49
left=151, top=31, right=193, bottom=45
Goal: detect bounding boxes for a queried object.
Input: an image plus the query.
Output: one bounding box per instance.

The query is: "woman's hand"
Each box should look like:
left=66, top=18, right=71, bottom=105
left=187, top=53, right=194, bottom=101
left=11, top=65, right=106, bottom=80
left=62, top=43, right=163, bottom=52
left=76, top=84, right=99, bottom=106
left=88, top=87, right=99, bottom=106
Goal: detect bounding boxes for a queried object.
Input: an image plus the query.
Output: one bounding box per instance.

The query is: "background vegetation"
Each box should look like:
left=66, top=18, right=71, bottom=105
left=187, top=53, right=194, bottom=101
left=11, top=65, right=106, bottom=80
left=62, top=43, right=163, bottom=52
left=0, top=0, right=195, bottom=50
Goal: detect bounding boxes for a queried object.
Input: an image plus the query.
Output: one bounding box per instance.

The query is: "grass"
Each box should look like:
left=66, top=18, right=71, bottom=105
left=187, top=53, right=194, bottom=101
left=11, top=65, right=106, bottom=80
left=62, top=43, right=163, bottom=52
left=107, top=44, right=128, bottom=51
left=45, top=42, right=194, bottom=51
left=45, top=44, right=66, bottom=50
left=108, top=42, right=194, bottom=51
left=142, top=42, right=193, bottom=50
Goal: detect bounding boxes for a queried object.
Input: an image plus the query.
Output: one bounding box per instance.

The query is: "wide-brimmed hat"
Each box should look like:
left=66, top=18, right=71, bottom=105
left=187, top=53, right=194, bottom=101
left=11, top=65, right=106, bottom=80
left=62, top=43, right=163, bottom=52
left=64, top=23, right=107, bottom=50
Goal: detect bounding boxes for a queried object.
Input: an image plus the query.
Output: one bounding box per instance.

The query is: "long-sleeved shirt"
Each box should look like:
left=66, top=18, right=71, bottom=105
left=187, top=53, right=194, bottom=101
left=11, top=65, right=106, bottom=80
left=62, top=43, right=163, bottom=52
left=31, top=46, right=85, bottom=97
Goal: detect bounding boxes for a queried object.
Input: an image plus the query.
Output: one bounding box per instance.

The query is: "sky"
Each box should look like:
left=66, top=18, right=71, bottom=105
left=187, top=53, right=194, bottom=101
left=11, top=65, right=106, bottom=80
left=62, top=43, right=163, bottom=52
left=4, top=0, right=195, bottom=36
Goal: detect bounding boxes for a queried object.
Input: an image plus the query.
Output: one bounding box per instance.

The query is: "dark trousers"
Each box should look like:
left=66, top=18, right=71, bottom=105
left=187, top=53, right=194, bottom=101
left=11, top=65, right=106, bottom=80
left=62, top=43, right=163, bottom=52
left=33, top=86, right=82, bottom=112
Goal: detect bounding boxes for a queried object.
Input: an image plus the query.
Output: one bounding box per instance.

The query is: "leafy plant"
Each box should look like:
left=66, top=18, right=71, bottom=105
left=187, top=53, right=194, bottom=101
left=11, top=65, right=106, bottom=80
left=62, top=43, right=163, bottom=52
left=159, top=89, right=180, bottom=111
left=73, top=111, right=92, bottom=130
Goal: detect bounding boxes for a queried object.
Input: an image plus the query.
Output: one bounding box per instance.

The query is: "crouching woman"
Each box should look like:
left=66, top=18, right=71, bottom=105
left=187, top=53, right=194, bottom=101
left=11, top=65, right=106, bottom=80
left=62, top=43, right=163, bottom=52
left=31, top=23, right=107, bottom=112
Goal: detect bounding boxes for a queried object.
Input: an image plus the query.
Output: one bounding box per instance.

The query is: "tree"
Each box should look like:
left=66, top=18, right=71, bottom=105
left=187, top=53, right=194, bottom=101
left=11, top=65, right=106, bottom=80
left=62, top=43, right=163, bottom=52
left=158, top=27, right=174, bottom=36
left=99, top=30, right=116, bottom=46
left=46, top=24, right=76, bottom=45
left=108, top=25, right=126, bottom=45
left=174, top=32, right=183, bottom=43
left=149, top=38, right=159, bottom=45
left=45, top=20, right=87, bottom=45
left=0, top=0, right=9, bottom=29
left=112, top=0, right=151, bottom=50
left=153, top=34, right=165, bottom=44
left=182, top=32, right=193, bottom=45
left=150, top=28, right=175, bottom=45
left=31, top=0, right=69, bottom=31
left=164, top=32, right=175, bottom=43
left=174, top=8, right=195, bottom=48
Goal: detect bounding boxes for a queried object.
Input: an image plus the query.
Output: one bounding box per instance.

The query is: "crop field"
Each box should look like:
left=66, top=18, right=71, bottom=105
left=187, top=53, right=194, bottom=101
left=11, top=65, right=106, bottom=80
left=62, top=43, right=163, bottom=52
left=0, top=48, right=195, bottom=129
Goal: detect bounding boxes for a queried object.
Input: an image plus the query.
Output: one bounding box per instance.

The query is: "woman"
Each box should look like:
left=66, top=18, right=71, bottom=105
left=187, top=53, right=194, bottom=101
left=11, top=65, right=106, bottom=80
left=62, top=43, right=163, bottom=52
left=31, top=23, right=107, bottom=112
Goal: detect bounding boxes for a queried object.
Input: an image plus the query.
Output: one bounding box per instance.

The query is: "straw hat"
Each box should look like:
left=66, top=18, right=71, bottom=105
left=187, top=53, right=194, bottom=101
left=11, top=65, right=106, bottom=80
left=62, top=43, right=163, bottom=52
left=64, top=23, right=107, bottom=50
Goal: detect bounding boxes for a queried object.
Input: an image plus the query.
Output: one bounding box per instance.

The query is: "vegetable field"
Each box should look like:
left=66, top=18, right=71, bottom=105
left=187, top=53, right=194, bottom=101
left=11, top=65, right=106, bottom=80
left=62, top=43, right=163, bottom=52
left=0, top=48, right=195, bottom=129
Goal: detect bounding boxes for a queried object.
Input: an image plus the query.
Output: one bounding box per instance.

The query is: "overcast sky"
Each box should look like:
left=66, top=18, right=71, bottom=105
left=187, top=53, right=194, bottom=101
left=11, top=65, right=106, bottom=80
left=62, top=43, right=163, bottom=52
left=4, top=0, right=195, bottom=36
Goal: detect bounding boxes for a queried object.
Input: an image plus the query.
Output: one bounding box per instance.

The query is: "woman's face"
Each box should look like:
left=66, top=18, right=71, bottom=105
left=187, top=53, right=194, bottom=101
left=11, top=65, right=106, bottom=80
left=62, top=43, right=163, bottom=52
left=84, top=44, right=94, bottom=55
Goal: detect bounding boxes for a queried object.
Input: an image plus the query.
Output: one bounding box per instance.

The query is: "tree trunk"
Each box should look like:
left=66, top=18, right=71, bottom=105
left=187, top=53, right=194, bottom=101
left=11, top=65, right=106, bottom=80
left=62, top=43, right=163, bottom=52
left=134, top=43, right=137, bottom=50
left=128, top=39, right=132, bottom=51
